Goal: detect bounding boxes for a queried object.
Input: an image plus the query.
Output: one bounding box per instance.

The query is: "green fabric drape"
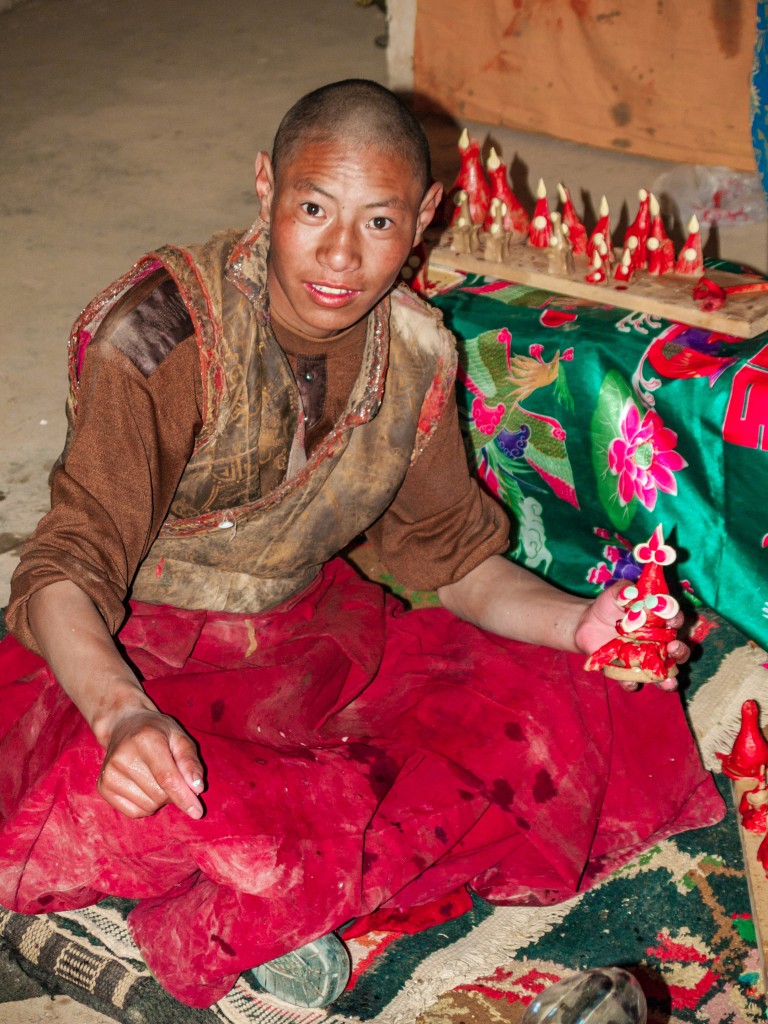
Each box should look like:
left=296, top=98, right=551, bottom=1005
left=430, top=265, right=768, bottom=648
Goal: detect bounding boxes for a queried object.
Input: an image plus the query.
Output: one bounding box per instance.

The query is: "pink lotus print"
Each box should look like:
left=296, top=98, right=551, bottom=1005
left=608, top=401, right=687, bottom=509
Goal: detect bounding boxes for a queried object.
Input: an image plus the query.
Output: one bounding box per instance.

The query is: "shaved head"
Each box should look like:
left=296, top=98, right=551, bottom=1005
left=271, top=79, right=432, bottom=195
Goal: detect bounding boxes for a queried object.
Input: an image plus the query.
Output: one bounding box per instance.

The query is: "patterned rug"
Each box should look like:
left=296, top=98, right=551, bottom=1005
left=2, top=597, right=768, bottom=1024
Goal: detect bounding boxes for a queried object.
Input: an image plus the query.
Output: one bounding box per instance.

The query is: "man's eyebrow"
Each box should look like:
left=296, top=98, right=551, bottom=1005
left=290, top=179, right=409, bottom=211
left=292, top=178, right=332, bottom=197
left=366, top=196, right=409, bottom=211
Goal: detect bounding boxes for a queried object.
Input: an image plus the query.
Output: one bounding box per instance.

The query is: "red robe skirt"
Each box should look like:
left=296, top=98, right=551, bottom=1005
left=0, top=558, right=723, bottom=1006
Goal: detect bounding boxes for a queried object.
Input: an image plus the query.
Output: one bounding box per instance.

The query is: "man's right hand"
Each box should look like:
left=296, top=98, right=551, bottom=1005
left=98, top=708, right=206, bottom=819
left=27, top=580, right=207, bottom=821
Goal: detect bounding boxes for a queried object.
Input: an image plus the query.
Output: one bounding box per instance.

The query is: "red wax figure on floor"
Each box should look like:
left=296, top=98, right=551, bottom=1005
left=718, top=699, right=768, bottom=779
left=738, top=770, right=768, bottom=833
left=0, top=80, right=723, bottom=1009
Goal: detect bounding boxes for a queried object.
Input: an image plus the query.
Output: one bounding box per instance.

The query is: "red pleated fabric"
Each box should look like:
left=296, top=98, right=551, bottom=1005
left=0, top=559, right=723, bottom=1006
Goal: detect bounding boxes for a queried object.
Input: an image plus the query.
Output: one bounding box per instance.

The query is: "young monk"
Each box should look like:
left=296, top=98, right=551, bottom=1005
left=0, top=80, right=722, bottom=1009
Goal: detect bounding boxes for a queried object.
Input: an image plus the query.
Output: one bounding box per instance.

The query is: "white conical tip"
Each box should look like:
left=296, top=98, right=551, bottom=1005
left=621, top=248, right=632, bottom=266
left=557, top=183, right=567, bottom=203
left=688, top=213, right=700, bottom=234
left=537, top=178, right=547, bottom=199
left=591, top=251, right=602, bottom=268
left=599, top=195, right=609, bottom=217
left=649, top=192, right=660, bottom=217
left=458, top=128, right=470, bottom=151
left=639, top=188, right=648, bottom=201
left=486, top=146, right=501, bottom=171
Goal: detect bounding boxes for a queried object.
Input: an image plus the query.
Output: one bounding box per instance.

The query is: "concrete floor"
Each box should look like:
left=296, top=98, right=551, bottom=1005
left=0, top=0, right=766, bottom=1019
left=0, top=996, right=116, bottom=1024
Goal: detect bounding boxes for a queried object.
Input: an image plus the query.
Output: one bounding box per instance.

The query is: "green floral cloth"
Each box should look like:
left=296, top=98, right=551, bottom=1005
left=429, top=262, right=768, bottom=649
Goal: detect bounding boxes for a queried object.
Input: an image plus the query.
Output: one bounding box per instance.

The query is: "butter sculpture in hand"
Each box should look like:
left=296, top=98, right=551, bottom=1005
left=585, top=525, right=680, bottom=683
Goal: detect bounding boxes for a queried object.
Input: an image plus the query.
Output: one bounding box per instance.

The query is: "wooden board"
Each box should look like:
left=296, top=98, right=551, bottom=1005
left=427, top=242, right=768, bottom=339
left=733, top=778, right=768, bottom=987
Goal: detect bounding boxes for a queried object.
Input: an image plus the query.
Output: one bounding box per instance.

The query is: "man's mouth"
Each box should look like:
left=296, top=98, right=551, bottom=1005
left=305, top=282, right=361, bottom=306
left=310, top=283, right=357, bottom=296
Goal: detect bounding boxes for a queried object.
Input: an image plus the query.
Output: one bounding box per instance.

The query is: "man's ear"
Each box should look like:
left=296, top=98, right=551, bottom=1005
left=413, top=181, right=443, bottom=246
left=254, top=151, right=275, bottom=225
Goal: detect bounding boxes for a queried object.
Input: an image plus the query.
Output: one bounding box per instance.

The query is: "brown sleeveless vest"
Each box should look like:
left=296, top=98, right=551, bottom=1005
left=66, top=223, right=458, bottom=613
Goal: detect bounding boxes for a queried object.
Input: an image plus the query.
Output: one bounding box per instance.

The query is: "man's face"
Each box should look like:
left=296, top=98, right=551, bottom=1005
left=255, top=138, right=442, bottom=338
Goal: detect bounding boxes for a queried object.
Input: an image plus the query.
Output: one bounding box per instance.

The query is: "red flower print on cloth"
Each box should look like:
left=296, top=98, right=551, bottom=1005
left=608, top=401, right=687, bottom=509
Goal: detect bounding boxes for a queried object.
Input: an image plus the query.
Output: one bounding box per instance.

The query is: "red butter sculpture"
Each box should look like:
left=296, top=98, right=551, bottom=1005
left=584, top=524, right=680, bottom=683
left=717, top=699, right=768, bottom=780
left=447, top=129, right=490, bottom=227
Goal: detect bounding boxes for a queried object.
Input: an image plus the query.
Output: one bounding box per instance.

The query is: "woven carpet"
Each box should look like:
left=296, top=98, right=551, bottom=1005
left=2, top=592, right=768, bottom=1024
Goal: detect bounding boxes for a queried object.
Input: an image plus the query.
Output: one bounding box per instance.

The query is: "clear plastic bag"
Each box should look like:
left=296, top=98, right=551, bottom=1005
left=652, top=165, right=767, bottom=226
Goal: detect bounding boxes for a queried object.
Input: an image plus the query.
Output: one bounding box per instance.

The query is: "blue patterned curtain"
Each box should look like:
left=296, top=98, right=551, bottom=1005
left=752, top=0, right=768, bottom=199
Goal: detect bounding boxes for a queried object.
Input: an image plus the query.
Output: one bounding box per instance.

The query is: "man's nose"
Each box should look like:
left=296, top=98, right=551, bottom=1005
left=317, top=223, right=362, bottom=272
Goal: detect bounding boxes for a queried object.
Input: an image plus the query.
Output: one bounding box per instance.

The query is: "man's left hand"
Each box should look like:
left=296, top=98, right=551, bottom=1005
left=574, top=582, right=688, bottom=693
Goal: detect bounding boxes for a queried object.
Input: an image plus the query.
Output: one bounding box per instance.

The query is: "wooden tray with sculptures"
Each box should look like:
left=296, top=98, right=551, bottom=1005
left=414, top=131, right=768, bottom=339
